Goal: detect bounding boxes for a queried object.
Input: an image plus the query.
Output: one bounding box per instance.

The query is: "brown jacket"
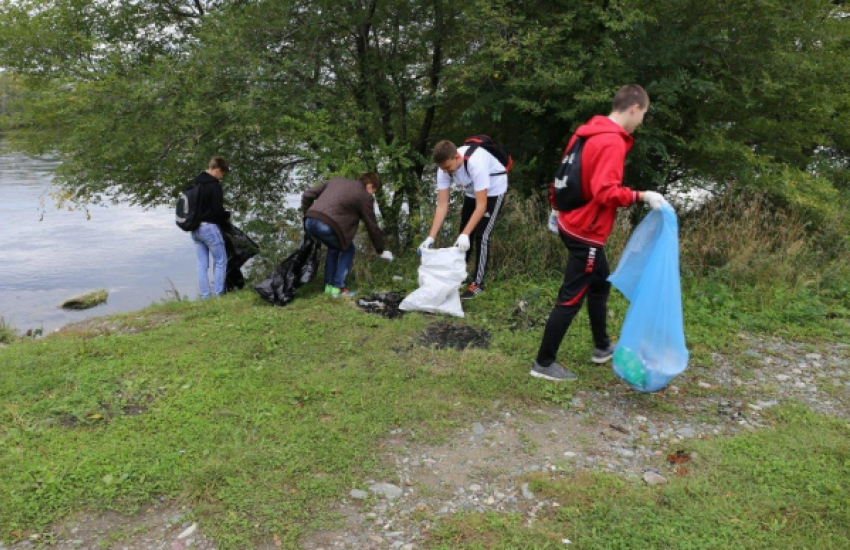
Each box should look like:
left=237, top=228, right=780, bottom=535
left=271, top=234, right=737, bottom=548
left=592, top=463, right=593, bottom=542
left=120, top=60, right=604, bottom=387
left=302, top=177, right=385, bottom=253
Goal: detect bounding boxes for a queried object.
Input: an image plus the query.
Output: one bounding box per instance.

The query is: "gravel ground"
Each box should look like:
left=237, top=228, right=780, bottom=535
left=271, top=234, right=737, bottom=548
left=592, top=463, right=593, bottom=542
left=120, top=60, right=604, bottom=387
left=4, top=335, right=848, bottom=550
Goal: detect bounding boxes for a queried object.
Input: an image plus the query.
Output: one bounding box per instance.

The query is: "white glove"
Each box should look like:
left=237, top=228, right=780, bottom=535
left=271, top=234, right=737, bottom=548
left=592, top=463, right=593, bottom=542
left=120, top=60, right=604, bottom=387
left=379, top=250, right=394, bottom=261
left=418, top=236, right=434, bottom=255
left=454, top=234, right=470, bottom=252
left=547, top=209, right=559, bottom=233
left=642, top=191, right=667, bottom=210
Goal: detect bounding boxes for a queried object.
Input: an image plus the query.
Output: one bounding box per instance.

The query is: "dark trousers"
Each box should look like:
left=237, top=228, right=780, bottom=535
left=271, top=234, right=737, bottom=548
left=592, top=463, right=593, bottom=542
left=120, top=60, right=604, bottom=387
left=535, top=234, right=611, bottom=367
left=459, top=193, right=506, bottom=287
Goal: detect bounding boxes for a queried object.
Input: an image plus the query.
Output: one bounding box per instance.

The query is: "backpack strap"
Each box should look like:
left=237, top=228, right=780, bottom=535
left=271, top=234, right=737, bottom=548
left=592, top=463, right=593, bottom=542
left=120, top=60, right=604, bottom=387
left=462, top=142, right=507, bottom=178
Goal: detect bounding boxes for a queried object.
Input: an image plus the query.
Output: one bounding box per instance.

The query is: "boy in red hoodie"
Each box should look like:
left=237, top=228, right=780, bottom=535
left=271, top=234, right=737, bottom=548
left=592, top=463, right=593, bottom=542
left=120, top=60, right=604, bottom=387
left=530, top=84, right=667, bottom=382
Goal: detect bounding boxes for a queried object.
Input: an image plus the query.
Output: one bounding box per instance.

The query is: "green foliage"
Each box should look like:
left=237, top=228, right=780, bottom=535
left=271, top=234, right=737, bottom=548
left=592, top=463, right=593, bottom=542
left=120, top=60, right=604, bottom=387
left=1, top=0, right=848, bottom=251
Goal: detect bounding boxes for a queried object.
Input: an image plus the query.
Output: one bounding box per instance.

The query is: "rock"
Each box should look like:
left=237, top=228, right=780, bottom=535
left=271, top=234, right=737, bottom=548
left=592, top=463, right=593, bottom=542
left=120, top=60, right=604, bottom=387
left=59, top=289, right=108, bottom=310
left=469, top=483, right=482, bottom=493
left=643, top=471, right=667, bottom=485
left=521, top=483, right=535, bottom=500
left=775, top=374, right=791, bottom=382
left=370, top=482, right=403, bottom=500
left=472, top=422, right=485, bottom=435
left=177, top=523, right=197, bottom=539
left=350, top=489, right=369, bottom=500
left=677, top=427, right=696, bottom=439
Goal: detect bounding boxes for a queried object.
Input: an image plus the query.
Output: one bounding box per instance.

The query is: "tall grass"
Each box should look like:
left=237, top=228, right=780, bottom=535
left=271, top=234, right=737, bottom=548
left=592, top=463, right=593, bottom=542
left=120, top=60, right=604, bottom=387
left=274, top=190, right=848, bottom=313
left=0, top=317, right=17, bottom=344
left=679, top=192, right=849, bottom=296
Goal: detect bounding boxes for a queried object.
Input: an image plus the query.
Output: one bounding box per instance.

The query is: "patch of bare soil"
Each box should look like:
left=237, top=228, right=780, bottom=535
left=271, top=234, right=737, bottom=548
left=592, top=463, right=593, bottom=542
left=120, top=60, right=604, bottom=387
left=418, top=321, right=491, bottom=351
left=55, top=311, right=183, bottom=339
left=6, top=501, right=215, bottom=550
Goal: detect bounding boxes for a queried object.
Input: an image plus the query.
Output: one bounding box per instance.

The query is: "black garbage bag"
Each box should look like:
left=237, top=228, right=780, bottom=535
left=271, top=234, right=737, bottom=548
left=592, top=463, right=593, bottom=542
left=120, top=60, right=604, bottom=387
left=221, top=222, right=260, bottom=292
left=254, top=234, right=321, bottom=306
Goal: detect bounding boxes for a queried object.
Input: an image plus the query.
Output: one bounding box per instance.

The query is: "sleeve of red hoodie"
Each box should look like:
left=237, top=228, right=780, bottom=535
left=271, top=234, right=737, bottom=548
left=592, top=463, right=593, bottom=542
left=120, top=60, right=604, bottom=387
left=587, top=139, right=640, bottom=207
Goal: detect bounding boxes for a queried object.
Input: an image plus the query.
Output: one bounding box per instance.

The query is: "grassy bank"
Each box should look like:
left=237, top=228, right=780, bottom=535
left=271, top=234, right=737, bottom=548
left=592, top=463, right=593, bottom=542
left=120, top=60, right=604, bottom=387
left=1, top=195, right=849, bottom=548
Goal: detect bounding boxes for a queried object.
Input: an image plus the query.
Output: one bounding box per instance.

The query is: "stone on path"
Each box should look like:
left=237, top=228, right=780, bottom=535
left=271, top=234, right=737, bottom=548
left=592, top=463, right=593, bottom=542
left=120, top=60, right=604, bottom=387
left=177, top=523, right=197, bottom=539
left=370, top=482, right=403, bottom=500
left=350, top=489, right=369, bottom=500
left=643, top=471, right=667, bottom=485
left=521, top=483, right=536, bottom=500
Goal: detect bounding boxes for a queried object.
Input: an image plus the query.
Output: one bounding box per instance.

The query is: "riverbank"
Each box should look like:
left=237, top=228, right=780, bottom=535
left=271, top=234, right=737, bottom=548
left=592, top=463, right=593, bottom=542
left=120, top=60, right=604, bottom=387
left=1, top=269, right=848, bottom=549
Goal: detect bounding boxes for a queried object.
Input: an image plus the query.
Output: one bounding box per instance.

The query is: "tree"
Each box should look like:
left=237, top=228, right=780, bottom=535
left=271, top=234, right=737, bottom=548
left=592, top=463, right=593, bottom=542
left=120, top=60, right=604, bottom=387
left=1, top=0, right=848, bottom=248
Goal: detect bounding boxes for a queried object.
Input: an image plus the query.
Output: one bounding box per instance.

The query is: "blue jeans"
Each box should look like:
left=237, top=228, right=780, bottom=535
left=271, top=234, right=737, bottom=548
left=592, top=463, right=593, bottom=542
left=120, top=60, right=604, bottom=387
left=304, top=217, right=355, bottom=289
left=191, top=222, right=228, bottom=298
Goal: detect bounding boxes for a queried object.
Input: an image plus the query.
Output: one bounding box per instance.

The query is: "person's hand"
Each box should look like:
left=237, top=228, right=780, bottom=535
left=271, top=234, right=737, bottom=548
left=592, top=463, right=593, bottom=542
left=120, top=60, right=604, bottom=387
left=454, top=234, right=470, bottom=252
left=418, top=236, right=435, bottom=256
left=641, top=191, right=667, bottom=210
left=547, top=209, right=559, bottom=233
left=379, top=250, right=394, bottom=261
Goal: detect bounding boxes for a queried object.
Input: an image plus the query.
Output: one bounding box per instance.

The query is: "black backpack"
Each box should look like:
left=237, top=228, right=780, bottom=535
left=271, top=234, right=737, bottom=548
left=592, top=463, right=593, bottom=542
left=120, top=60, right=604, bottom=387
left=552, top=137, right=587, bottom=212
left=175, top=183, right=203, bottom=231
left=463, top=135, right=514, bottom=176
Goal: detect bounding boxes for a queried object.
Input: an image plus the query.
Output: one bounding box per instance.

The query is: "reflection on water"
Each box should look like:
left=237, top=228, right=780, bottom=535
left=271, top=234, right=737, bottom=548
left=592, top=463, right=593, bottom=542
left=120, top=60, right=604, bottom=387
left=0, top=151, right=200, bottom=333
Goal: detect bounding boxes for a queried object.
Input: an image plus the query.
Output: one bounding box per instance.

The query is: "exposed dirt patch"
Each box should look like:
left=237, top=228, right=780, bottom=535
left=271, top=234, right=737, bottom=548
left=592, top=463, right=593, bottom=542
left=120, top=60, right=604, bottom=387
left=6, top=501, right=215, bottom=550
left=56, top=311, right=183, bottom=339
left=419, top=321, right=491, bottom=351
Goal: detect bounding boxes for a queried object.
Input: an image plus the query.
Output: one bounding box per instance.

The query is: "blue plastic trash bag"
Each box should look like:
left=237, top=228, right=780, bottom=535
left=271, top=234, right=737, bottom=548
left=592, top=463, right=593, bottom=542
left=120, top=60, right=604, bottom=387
left=608, top=203, right=688, bottom=392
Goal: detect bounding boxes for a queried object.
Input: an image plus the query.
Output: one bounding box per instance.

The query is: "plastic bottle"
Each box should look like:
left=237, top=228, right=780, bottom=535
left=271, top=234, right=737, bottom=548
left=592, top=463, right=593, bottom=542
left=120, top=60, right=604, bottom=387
left=614, top=346, right=647, bottom=389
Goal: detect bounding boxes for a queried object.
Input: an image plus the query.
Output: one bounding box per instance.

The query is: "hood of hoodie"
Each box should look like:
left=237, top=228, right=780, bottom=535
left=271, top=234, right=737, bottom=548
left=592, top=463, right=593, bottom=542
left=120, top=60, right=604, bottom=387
left=574, top=115, right=634, bottom=149
left=194, top=171, right=220, bottom=186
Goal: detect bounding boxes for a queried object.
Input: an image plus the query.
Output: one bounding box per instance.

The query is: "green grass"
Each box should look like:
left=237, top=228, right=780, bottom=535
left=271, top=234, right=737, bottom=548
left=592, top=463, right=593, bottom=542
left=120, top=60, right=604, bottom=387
left=1, top=262, right=848, bottom=548
left=428, top=404, right=850, bottom=549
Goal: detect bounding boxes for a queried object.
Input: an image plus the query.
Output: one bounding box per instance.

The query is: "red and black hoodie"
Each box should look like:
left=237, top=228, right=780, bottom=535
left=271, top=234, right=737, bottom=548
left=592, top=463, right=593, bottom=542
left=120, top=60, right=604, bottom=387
left=549, top=116, right=640, bottom=247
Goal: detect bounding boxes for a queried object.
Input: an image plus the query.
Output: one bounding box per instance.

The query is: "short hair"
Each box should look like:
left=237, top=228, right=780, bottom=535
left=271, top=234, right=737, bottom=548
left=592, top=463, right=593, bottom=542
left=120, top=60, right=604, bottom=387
left=612, top=84, right=649, bottom=112
left=208, top=156, right=230, bottom=172
left=360, top=172, right=381, bottom=194
left=432, top=140, right=458, bottom=165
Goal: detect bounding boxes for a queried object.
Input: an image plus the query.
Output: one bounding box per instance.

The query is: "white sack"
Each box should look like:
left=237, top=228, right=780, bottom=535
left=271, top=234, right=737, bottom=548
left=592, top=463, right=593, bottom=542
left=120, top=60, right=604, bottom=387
left=399, top=247, right=467, bottom=317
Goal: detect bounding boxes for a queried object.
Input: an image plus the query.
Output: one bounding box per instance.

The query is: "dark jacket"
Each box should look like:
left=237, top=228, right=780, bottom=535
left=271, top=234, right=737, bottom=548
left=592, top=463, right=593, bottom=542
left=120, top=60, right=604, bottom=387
left=550, top=116, right=640, bottom=247
left=302, top=177, right=385, bottom=253
left=194, top=171, right=230, bottom=225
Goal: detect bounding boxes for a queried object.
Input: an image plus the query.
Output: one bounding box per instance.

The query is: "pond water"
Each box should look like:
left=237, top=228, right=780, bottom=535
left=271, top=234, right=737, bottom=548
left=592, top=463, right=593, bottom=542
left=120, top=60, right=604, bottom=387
left=0, top=151, right=201, bottom=333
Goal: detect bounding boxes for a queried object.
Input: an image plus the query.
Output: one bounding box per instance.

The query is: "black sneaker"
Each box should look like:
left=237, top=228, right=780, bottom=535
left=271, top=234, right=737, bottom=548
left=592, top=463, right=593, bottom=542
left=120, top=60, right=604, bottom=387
left=529, top=361, right=578, bottom=382
left=461, top=283, right=483, bottom=300
left=591, top=344, right=615, bottom=364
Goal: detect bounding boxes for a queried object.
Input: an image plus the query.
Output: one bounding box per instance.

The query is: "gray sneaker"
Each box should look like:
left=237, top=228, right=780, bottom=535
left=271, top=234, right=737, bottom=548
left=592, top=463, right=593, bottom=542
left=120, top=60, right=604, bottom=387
left=529, top=361, right=578, bottom=382
left=591, top=344, right=615, bottom=364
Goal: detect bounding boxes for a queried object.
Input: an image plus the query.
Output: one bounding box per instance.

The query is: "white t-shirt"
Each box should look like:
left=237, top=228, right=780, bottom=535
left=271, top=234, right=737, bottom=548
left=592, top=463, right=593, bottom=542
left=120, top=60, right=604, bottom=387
left=436, top=145, right=509, bottom=198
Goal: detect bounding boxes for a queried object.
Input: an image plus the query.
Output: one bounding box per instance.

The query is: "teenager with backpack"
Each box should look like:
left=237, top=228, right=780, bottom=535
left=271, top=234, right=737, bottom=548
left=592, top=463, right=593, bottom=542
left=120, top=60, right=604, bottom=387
left=189, top=156, right=231, bottom=299
left=530, top=84, right=667, bottom=382
left=301, top=172, right=393, bottom=297
left=419, top=138, right=510, bottom=299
